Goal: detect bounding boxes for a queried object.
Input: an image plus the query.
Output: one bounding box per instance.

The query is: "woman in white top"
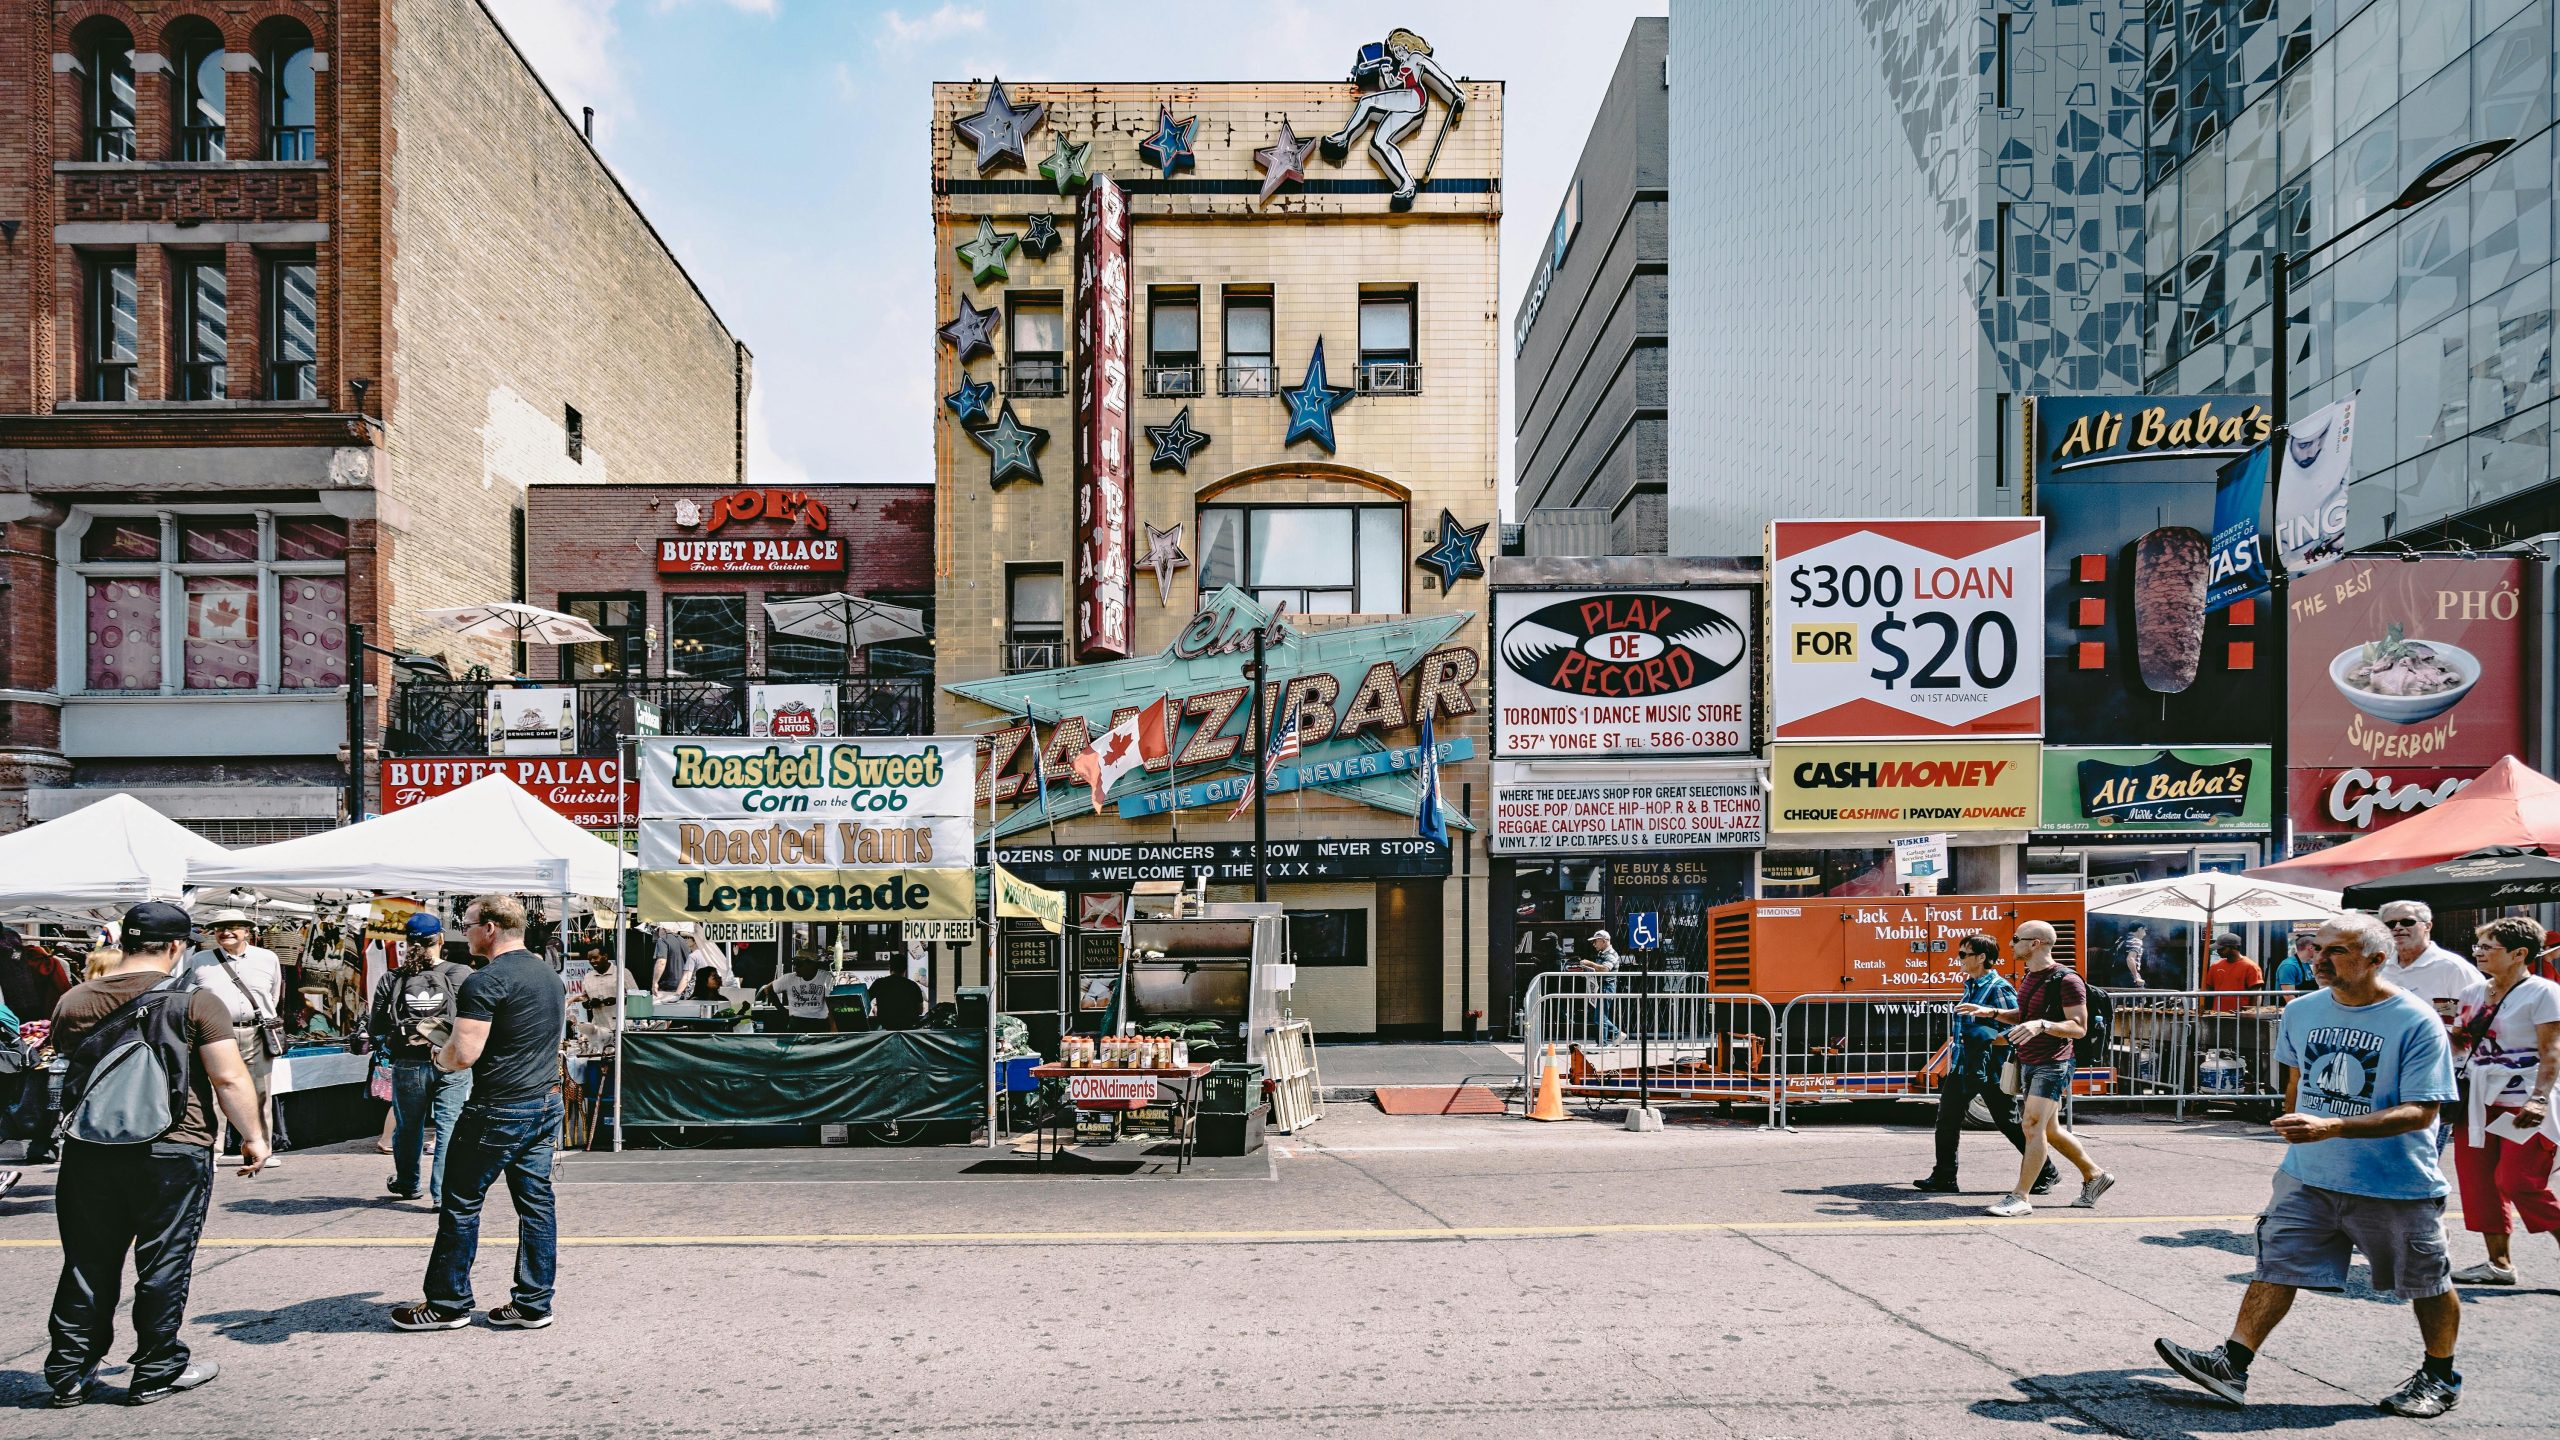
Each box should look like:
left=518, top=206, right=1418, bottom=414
left=2448, top=915, right=2560, bottom=1284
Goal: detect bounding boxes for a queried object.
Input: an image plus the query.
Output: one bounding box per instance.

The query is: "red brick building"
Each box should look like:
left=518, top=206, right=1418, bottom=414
left=0, top=1, right=751, bottom=837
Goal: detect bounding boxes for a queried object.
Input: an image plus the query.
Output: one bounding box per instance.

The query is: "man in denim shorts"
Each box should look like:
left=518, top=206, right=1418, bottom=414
left=2156, top=913, right=2464, bottom=1418
left=1958, top=920, right=2114, bottom=1217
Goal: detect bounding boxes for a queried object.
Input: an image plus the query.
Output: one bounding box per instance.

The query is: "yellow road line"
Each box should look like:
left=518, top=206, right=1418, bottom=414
left=0, top=1211, right=2261, bottom=1250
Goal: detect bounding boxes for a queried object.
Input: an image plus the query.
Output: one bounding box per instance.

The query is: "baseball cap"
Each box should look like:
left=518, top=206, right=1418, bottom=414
left=404, top=914, right=444, bottom=939
left=122, top=901, right=195, bottom=944
left=1590, top=930, right=1611, bottom=943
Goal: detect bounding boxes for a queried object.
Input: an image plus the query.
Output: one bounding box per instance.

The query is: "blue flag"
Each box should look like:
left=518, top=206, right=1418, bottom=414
left=2206, top=442, right=2271, bottom=613
left=1023, top=703, right=1052, bottom=819
left=1416, top=709, right=1447, bottom=845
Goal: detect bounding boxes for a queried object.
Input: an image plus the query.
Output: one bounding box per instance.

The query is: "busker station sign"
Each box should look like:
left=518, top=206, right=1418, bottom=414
left=946, top=588, right=1480, bottom=842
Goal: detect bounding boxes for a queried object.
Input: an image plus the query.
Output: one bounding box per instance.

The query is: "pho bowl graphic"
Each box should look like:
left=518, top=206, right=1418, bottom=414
left=2328, top=635, right=2479, bottom=725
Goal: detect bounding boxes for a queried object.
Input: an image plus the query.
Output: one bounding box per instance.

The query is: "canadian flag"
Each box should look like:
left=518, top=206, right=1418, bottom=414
left=1070, top=695, right=1170, bottom=814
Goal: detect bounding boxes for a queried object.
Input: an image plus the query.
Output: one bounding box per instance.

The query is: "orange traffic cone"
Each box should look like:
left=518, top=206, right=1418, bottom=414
left=1528, top=1043, right=1567, bottom=1122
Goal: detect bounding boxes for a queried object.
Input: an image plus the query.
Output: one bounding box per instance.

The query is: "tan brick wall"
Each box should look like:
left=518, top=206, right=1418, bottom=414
left=381, top=0, right=745, bottom=669
left=932, top=81, right=1503, bottom=1035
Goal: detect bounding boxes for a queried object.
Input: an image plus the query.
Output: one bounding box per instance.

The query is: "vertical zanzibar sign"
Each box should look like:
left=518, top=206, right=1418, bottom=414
left=1073, top=173, right=1134, bottom=661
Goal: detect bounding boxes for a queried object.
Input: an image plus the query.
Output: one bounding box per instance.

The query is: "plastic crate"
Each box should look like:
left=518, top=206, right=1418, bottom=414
left=1201, top=1061, right=1266, bottom=1114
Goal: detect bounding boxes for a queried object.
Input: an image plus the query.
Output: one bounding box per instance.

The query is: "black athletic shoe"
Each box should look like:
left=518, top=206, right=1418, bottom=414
left=389, top=1302, right=471, bottom=1332
left=126, top=1360, right=218, bottom=1406
left=1913, top=1174, right=1961, bottom=1192
left=2378, top=1368, right=2461, bottom=1418
left=2154, top=1338, right=2249, bottom=1407
left=2030, top=1165, right=2060, bottom=1195
left=45, top=1370, right=97, bottom=1409
left=487, top=1303, right=554, bottom=1330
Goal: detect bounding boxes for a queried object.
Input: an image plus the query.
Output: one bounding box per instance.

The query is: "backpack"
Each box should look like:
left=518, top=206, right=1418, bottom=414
left=55, top=975, right=200, bottom=1147
left=2073, top=981, right=2114, bottom=1068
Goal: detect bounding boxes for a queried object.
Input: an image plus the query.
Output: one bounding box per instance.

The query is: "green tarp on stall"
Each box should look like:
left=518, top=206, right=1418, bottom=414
left=620, top=1029, right=986, bottom=1127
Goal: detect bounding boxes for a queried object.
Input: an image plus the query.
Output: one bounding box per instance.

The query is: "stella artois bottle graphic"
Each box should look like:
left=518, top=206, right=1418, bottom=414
left=753, top=700, right=770, bottom=737
left=820, top=696, right=838, bottom=737
left=486, top=692, right=506, bottom=755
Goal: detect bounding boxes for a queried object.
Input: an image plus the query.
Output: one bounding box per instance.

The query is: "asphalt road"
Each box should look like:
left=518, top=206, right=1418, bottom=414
left=1, top=1109, right=2554, bottom=1438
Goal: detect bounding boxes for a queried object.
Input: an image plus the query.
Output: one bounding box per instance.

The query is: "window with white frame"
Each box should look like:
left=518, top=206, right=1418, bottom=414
left=68, top=509, right=348, bottom=694
left=1196, top=503, right=1403, bottom=614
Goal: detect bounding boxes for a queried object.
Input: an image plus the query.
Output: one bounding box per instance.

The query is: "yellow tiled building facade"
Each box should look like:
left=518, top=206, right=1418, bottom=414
left=930, top=75, right=1503, bottom=1037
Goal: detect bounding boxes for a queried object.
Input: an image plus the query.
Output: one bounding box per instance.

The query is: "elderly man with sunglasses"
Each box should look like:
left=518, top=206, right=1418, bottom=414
left=2376, top=902, right=2487, bottom=1023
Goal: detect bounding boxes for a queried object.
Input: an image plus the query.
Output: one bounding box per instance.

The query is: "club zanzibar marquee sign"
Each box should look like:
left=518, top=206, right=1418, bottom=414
left=947, top=588, right=1479, bottom=844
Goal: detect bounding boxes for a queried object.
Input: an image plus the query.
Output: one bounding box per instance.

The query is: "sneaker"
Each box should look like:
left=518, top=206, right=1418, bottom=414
left=385, top=1182, right=421, bottom=1200
left=487, top=1303, right=554, bottom=1330
left=1913, top=1174, right=1961, bottom=1192
left=2075, top=1171, right=2118, bottom=1208
left=1986, top=1193, right=2034, bottom=1217
left=2452, top=1260, right=2517, bottom=1286
left=388, top=1302, right=471, bottom=1332
left=0, top=1168, right=20, bottom=1202
left=45, top=1369, right=97, bottom=1409
left=126, top=1359, right=219, bottom=1405
left=2153, top=1338, right=2249, bottom=1407
left=2031, top=1165, right=2060, bottom=1195
left=2378, top=1368, right=2461, bottom=1418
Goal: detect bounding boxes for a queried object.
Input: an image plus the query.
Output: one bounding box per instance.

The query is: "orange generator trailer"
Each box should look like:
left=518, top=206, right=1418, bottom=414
left=1701, top=894, right=2090, bottom=1004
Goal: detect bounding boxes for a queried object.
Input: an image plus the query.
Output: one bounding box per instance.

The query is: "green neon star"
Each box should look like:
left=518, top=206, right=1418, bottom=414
left=1039, top=131, right=1093, bottom=194
left=954, top=217, right=1019, bottom=287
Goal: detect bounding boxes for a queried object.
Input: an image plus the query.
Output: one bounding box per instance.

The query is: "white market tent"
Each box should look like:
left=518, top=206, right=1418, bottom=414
left=0, top=792, right=232, bottom=910
left=186, top=773, right=623, bottom=899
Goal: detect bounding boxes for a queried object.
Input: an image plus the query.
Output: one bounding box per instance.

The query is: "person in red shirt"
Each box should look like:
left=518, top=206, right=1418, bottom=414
left=2206, top=933, right=2266, bottom=1013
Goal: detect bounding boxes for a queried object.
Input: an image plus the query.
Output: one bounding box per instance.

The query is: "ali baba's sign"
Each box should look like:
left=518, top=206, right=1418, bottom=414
left=2037, top=746, right=2269, bottom=832
left=946, top=588, right=1478, bottom=842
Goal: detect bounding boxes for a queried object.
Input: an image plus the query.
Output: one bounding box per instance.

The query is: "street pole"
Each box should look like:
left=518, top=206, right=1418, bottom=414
left=1459, top=782, right=1473, bottom=1040
left=1250, top=625, right=1268, bottom=904
left=345, top=619, right=365, bottom=821
left=2269, top=260, right=2293, bottom=861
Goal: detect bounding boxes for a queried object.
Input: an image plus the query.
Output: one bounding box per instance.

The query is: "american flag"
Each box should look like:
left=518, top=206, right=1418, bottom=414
left=1225, top=698, right=1301, bottom=821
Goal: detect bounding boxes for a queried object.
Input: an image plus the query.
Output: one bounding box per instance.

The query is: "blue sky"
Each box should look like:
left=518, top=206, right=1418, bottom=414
left=482, top=0, right=1668, bottom=500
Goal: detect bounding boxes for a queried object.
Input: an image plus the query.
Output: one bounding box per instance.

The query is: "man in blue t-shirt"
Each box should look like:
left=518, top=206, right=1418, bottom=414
left=2155, top=913, right=2464, bottom=1418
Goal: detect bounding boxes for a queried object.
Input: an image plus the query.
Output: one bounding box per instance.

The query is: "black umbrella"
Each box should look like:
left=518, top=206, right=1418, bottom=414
left=2340, top=846, right=2560, bottom=910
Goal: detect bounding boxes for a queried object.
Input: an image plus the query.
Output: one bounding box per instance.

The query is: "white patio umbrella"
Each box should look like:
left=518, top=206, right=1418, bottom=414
left=760, top=594, right=929, bottom=649
left=2084, top=873, right=2346, bottom=988
left=416, top=602, right=610, bottom=647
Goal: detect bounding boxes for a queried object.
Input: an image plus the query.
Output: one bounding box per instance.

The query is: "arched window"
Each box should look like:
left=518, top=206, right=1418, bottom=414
left=170, top=21, right=226, bottom=161
left=261, top=26, right=315, bottom=160
left=76, top=23, right=136, bottom=161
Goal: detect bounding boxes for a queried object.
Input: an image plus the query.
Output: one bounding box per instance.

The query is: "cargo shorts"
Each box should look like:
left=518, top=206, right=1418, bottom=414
left=2254, top=1169, right=2453, bottom=1301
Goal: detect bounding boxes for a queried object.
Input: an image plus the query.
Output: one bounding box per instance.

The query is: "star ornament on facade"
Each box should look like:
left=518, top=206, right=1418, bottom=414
left=954, top=217, right=1019, bottom=286
left=954, top=78, right=1045, bottom=172
left=1139, top=105, right=1199, bottom=179
left=1254, top=117, right=1315, bottom=204
left=1019, top=211, right=1062, bottom=260
left=943, top=375, right=995, bottom=427
left=969, top=400, right=1050, bottom=486
left=1279, top=338, right=1355, bottom=452
left=1141, top=521, right=1191, bottom=605
left=1415, top=508, right=1489, bottom=590
left=1038, top=132, right=1093, bottom=194
left=938, top=294, right=999, bottom=361
left=1145, top=406, right=1212, bottom=471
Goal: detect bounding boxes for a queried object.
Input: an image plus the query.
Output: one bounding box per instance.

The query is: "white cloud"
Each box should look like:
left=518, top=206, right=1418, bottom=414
left=876, top=4, right=987, bottom=50
left=483, top=0, right=632, bottom=141
left=744, top=375, right=812, bottom=487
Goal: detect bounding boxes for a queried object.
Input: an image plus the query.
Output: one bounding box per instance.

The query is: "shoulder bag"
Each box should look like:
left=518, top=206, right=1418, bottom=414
left=214, top=954, right=290, bottom=1061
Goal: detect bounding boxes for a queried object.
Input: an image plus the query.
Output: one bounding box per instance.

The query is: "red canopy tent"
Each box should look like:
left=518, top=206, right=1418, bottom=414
left=2253, top=756, right=2560, bottom=891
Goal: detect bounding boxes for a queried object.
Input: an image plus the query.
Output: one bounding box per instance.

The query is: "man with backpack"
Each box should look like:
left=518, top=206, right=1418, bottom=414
left=43, top=901, right=270, bottom=1408
left=1956, top=919, right=2117, bottom=1217
left=370, top=913, right=474, bottom=1203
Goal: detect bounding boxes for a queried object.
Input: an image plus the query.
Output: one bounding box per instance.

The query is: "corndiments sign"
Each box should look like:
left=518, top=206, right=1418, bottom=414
left=634, top=736, right=976, bottom=922
left=1768, top=519, right=2044, bottom=740
left=1073, top=174, right=1135, bottom=661
left=1491, top=587, right=1757, bottom=758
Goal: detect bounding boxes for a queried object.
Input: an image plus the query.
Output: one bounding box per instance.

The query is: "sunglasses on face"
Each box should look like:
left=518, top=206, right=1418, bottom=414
left=2384, top=918, right=2422, bottom=928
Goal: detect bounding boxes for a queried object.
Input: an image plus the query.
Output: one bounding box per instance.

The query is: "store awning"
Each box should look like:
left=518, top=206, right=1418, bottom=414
left=0, top=793, right=232, bottom=910
left=185, top=773, right=624, bottom=898
left=2253, top=756, right=2560, bottom=892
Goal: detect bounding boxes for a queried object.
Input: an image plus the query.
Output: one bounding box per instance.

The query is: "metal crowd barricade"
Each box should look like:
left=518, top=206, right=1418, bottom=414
left=1518, top=972, right=1780, bottom=1117
left=1773, top=991, right=1970, bottom=1129
left=2075, top=987, right=2293, bottom=1118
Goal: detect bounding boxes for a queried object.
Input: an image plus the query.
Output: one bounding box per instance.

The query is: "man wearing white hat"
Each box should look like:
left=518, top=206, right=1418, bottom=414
left=183, top=910, right=286, bottom=1165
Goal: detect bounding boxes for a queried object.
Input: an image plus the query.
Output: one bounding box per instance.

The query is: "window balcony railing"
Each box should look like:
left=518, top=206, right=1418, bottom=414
left=177, top=123, right=226, bottom=161
left=1357, top=361, right=1422, bottom=395
left=268, top=127, right=316, bottom=161
left=1144, top=363, right=1203, bottom=397
left=1003, top=359, right=1066, bottom=398
left=1006, top=642, right=1064, bottom=673
left=87, top=126, right=136, bottom=162
left=385, top=675, right=934, bottom=757
left=1220, top=361, right=1275, bottom=397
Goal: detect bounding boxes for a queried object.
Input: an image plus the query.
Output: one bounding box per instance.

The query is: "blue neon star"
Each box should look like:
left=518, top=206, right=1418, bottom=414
left=1138, top=105, right=1198, bottom=179
left=1415, top=508, right=1489, bottom=590
left=1278, top=339, right=1355, bottom=452
left=969, top=400, right=1050, bottom=486
left=938, top=294, right=999, bottom=361
left=1019, top=211, right=1062, bottom=260
left=944, top=375, right=995, bottom=427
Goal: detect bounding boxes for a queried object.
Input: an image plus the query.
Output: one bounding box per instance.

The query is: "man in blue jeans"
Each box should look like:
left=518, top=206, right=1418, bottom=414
left=390, top=894, right=566, bottom=1332
left=368, top=914, right=473, bottom=1202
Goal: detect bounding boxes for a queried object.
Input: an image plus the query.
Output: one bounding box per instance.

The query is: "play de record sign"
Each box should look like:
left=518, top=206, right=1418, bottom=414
left=1771, top=741, right=2041, bottom=832
left=1491, top=586, right=1757, bottom=757
left=1768, top=519, right=2044, bottom=740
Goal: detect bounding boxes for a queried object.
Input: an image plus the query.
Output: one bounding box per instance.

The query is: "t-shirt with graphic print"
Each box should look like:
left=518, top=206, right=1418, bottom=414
left=2273, top=986, right=2458, bottom=1200
left=2452, top=974, right=2560, bottom=1106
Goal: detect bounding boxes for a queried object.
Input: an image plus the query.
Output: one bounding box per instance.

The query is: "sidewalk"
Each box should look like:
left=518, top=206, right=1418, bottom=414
left=1315, top=1040, right=1522, bottom=1102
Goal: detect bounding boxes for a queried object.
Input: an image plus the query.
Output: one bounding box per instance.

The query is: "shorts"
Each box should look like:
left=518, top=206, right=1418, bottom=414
left=2019, top=1059, right=2073, bottom=1103
left=2254, top=1169, right=2452, bottom=1301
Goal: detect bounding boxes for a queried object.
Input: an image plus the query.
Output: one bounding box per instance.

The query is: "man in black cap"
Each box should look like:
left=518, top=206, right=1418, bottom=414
left=368, top=913, right=474, bottom=1203
left=43, top=901, right=270, bottom=1408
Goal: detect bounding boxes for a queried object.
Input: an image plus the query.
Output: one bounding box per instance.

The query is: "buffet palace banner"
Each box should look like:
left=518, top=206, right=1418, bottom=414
left=634, top=736, right=976, bottom=921
left=2287, top=556, right=2530, bottom=834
